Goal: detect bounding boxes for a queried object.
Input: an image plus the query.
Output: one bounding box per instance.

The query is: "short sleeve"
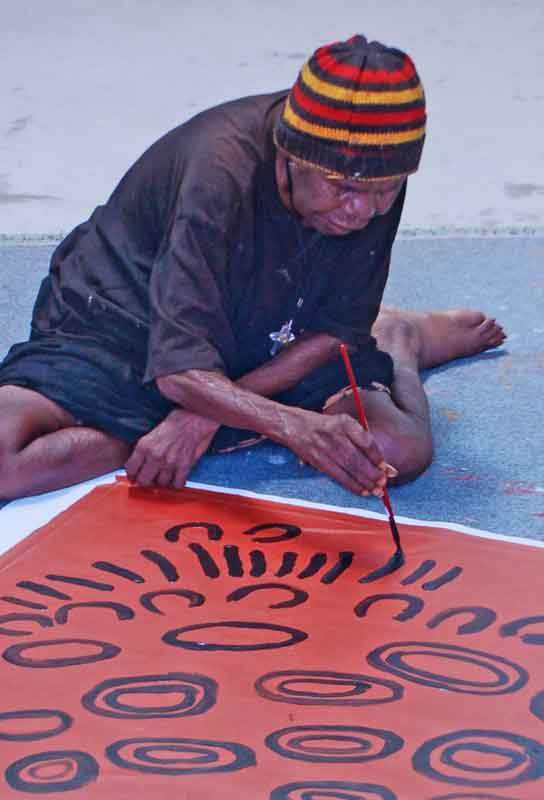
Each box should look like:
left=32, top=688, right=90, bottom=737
left=144, top=215, right=238, bottom=382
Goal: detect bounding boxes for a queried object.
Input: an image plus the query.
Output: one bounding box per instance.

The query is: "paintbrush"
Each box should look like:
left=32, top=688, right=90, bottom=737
left=339, top=343, right=405, bottom=581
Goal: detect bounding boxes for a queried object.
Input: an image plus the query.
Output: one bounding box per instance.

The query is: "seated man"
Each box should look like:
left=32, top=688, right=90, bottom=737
left=0, top=34, right=504, bottom=500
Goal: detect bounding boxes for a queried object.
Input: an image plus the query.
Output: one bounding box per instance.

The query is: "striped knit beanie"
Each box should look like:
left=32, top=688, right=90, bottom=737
left=274, top=34, right=426, bottom=181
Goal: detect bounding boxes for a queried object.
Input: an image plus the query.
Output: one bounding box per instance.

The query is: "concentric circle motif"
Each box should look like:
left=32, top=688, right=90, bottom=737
left=255, top=669, right=403, bottom=706
left=269, top=780, right=397, bottom=800
left=3, top=638, right=121, bottom=668
left=413, top=729, right=544, bottom=787
left=5, top=750, right=99, bottom=793
left=367, top=641, right=527, bottom=695
left=0, top=709, right=72, bottom=741
left=163, top=621, right=307, bottom=651
left=81, top=672, right=217, bottom=718
left=265, top=724, right=403, bottom=763
left=105, top=737, right=256, bottom=775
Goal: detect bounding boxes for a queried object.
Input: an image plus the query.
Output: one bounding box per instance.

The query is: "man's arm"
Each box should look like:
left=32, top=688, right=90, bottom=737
left=126, top=332, right=387, bottom=494
left=154, top=350, right=387, bottom=496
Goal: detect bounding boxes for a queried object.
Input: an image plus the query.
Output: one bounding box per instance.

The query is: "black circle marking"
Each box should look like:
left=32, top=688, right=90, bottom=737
left=265, top=724, right=403, bottom=763
left=3, top=638, right=121, bottom=668
left=255, top=669, right=403, bottom=706
left=163, top=621, right=307, bottom=651
left=105, top=737, right=256, bottom=774
left=269, top=781, right=397, bottom=799
left=0, top=709, right=72, bottom=741
left=5, top=750, right=99, bottom=793
left=412, top=729, right=544, bottom=787
left=82, top=673, right=217, bottom=718
left=367, top=641, right=528, bottom=695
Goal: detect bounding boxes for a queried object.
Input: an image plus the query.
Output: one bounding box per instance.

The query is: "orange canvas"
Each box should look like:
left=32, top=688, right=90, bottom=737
left=0, top=478, right=543, bottom=799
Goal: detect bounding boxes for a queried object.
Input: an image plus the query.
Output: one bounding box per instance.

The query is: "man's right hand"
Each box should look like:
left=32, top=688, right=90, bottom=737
left=286, top=410, right=388, bottom=496
left=125, top=408, right=219, bottom=489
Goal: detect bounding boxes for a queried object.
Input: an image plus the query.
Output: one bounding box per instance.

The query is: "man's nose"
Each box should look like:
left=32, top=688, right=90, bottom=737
left=341, top=192, right=375, bottom=219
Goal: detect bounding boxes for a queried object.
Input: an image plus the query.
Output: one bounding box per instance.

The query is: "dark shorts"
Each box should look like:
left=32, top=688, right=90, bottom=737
left=0, top=334, right=394, bottom=452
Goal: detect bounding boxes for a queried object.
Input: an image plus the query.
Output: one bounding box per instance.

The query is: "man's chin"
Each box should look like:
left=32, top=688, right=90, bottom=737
left=306, top=216, right=369, bottom=236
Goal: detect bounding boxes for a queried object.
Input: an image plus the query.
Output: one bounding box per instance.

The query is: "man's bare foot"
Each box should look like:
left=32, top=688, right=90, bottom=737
left=373, top=307, right=507, bottom=370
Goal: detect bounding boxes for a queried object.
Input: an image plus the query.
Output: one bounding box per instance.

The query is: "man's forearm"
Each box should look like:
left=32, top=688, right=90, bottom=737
left=156, top=369, right=303, bottom=447
left=236, top=331, right=343, bottom=396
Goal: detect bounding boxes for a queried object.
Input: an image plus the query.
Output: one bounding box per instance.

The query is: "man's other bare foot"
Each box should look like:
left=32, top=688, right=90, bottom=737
left=373, top=307, right=507, bottom=370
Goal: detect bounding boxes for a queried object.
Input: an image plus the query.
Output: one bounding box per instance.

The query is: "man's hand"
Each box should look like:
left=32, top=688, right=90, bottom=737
left=286, top=410, right=389, bottom=496
left=125, top=409, right=219, bottom=489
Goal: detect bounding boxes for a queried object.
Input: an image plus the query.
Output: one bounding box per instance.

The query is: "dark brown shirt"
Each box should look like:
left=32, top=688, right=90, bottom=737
left=32, top=92, right=405, bottom=383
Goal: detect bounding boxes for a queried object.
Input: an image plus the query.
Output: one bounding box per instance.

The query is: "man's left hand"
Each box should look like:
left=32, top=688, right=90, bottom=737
left=125, top=409, right=220, bottom=489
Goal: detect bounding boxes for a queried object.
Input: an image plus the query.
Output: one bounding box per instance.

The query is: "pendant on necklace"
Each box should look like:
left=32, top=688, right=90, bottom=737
left=269, top=299, right=303, bottom=356
left=269, top=319, right=295, bottom=356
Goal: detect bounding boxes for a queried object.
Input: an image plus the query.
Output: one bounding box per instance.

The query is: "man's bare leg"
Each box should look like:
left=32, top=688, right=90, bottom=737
left=0, top=386, right=131, bottom=500
left=326, top=308, right=506, bottom=484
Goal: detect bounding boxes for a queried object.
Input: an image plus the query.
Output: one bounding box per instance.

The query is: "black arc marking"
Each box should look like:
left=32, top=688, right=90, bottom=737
left=3, top=638, right=121, bottom=668
left=431, top=794, right=522, bottom=799
left=0, top=709, right=72, bottom=741
left=0, top=596, right=48, bottom=610
left=275, top=552, right=298, bottom=577
left=412, top=729, right=544, bottom=787
left=355, top=594, right=424, bottom=622
left=401, top=559, right=436, bottom=585
left=54, top=602, right=134, bottom=625
left=269, top=780, right=397, bottom=799
left=140, top=589, right=205, bottom=614
left=298, top=553, right=327, bottom=579
left=105, top=737, right=256, bottom=775
left=189, top=543, right=220, bottom=578
left=5, top=750, right=99, bottom=793
left=427, top=607, right=497, bottom=635
left=92, top=561, right=145, bottom=583
left=82, top=672, right=217, bottom=719
left=163, top=620, right=308, bottom=651
left=500, top=615, right=544, bottom=645
left=255, top=669, right=403, bottom=706
left=140, top=550, right=179, bottom=582
left=422, top=566, right=463, bottom=590
left=44, top=574, right=114, bottom=591
left=358, top=548, right=404, bottom=583
left=265, top=724, right=403, bottom=763
left=0, top=613, right=54, bottom=636
left=243, top=522, right=301, bottom=543
left=164, top=522, right=223, bottom=542
left=530, top=689, right=544, bottom=722
left=227, top=583, right=308, bottom=609
left=249, top=550, right=267, bottom=577
left=16, top=581, right=71, bottom=601
left=321, top=551, right=354, bottom=584
left=367, top=641, right=528, bottom=695
left=224, top=545, right=244, bottom=577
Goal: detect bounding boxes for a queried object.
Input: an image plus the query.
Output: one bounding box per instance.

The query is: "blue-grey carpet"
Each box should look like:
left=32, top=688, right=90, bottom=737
left=1, top=237, right=542, bottom=540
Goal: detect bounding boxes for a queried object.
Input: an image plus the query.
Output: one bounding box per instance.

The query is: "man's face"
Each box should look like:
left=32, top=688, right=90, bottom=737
left=286, top=160, right=405, bottom=236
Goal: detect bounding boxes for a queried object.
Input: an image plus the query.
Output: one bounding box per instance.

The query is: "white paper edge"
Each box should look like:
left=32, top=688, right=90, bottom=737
left=0, top=471, right=542, bottom=558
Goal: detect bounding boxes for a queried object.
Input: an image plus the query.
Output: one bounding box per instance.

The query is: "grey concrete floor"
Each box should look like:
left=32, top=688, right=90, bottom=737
left=1, top=235, right=542, bottom=541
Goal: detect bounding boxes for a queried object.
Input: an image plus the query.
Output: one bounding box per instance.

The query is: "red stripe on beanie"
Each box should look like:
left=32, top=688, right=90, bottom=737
left=315, top=45, right=416, bottom=84
left=293, top=82, right=425, bottom=127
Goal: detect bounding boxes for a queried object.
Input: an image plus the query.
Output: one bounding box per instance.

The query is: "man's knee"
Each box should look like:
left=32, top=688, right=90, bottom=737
left=375, top=421, right=433, bottom=485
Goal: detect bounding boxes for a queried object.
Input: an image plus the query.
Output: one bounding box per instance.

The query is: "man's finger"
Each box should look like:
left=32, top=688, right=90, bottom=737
left=344, top=420, right=385, bottom=470
left=134, top=457, right=162, bottom=487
